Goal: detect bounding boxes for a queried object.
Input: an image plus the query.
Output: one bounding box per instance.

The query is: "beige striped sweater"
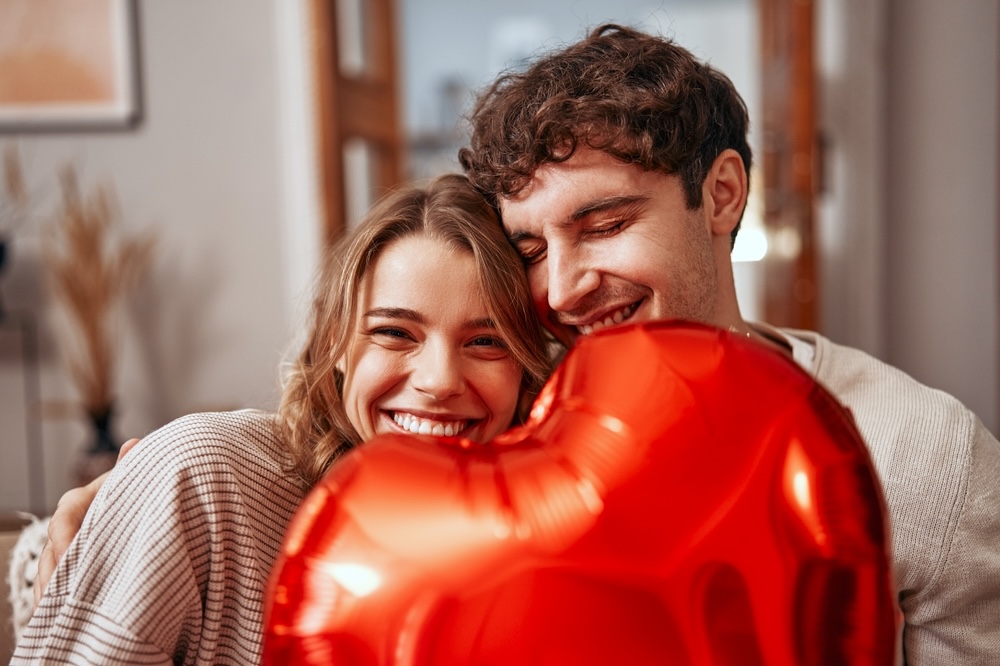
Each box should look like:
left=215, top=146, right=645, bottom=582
left=12, top=409, right=306, bottom=665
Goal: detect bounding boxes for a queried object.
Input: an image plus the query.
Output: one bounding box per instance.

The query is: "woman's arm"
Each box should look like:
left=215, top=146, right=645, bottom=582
left=33, top=439, right=140, bottom=610
left=15, top=410, right=304, bottom=665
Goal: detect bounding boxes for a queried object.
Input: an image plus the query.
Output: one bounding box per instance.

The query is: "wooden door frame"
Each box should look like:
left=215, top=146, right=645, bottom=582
left=758, top=0, right=819, bottom=330
left=308, top=0, right=403, bottom=243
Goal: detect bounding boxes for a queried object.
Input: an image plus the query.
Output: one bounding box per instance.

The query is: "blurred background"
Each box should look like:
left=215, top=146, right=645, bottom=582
left=0, top=0, right=996, bottom=514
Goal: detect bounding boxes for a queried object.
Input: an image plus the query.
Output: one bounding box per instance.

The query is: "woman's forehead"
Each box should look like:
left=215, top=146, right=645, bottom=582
left=360, top=236, right=487, bottom=317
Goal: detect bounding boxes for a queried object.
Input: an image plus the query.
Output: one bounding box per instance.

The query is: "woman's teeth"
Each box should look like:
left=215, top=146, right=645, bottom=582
left=392, top=412, right=468, bottom=436
left=578, top=303, right=636, bottom=335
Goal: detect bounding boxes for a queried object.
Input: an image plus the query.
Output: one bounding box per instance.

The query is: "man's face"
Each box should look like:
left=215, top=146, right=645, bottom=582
left=500, top=148, right=721, bottom=347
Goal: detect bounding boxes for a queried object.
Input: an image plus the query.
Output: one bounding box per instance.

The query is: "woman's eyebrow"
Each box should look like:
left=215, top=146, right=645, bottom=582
left=464, top=317, right=498, bottom=330
left=364, top=311, right=497, bottom=331
left=364, top=307, right=423, bottom=322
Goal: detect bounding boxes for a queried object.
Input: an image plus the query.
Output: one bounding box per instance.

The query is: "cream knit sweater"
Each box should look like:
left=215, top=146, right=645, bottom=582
left=786, top=329, right=1000, bottom=665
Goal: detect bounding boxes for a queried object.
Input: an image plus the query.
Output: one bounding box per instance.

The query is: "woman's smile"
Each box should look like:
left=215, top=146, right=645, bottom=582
left=387, top=410, right=472, bottom=437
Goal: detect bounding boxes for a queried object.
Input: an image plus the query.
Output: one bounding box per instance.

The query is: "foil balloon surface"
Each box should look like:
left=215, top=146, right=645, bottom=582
left=263, top=321, right=897, bottom=665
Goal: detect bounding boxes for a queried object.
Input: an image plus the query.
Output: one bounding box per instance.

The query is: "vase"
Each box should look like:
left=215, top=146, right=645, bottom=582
left=0, top=235, right=8, bottom=318
left=74, top=406, right=121, bottom=485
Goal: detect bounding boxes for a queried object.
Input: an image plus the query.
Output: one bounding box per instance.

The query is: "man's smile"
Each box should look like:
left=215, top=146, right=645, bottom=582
left=573, top=300, right=642, bottom=335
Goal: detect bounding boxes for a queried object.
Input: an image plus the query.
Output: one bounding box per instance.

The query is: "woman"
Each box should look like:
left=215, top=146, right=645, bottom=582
left=14, top=174, right=551, bottom=665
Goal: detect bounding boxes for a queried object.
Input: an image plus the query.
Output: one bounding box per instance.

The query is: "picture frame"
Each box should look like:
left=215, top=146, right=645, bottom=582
left=0, top=0, right=142, bottom=132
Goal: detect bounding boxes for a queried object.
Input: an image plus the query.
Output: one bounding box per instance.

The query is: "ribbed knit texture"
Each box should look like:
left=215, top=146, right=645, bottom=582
left=787, top=329, right=1000, bottom=665
left=11, top=410, right=307, bottom=665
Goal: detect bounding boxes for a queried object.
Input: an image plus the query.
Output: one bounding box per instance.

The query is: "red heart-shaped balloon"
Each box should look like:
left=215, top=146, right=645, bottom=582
left=263, top=321, right=897, bottom=665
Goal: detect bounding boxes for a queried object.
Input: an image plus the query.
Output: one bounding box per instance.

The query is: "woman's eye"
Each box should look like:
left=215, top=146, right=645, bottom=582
left=468, top=335, right=510, bottom=359
left=372, top=327, right=412, bottom=341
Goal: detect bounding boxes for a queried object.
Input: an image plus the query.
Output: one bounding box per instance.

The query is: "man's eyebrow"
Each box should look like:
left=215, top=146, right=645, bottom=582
left=363, top=307, right=423, bottom=322
left=505, top=194, right=650, bottom=245
left=570, top=194, right=650, bottom=222
left=507, top=230, right=538, bottom=245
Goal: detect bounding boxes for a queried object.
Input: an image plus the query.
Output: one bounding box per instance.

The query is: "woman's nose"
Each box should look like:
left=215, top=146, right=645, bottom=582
left=411, top=342, right=465, bottom=400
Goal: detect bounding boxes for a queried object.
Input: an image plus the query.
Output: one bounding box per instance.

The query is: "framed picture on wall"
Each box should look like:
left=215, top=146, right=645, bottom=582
left=0, top=0, right=141, bottom=132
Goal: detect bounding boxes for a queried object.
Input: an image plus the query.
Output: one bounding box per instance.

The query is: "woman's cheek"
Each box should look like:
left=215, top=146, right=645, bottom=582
left=482, top=358, right=525, bottom=437
left=343, top=347, right=405, bottom=440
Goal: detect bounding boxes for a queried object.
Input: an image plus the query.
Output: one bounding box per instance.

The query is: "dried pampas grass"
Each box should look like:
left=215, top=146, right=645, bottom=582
left=2, top=143, right=34, bottom=240
left=44, top=166, right=155, bottom=416
left=2, top=144, right=28, bottom=217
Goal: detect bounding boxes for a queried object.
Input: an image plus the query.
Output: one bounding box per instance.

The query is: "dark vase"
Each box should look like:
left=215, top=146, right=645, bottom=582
left=0, top=235, right=8, bottom=318
left=74, top=406, right=121, bottom=485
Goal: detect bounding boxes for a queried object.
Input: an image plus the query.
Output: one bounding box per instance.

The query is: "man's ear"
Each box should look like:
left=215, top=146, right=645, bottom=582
left=703, top=149, right=748, bottom=236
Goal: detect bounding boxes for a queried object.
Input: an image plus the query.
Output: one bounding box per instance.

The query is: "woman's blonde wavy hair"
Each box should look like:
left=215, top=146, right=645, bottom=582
left=277, top=173, right=552, bottom=487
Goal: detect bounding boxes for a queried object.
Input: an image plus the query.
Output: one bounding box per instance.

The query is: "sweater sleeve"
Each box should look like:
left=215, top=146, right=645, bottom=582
left=12, top=597, right=175, bottom=665
left=781, top=329, right=1000, bottom=664
left=12, top=420, right=216, bottom=665
left=901, top=415, right=1000, bottom=664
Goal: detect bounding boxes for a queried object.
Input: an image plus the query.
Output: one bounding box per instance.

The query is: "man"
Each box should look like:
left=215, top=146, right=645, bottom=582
left=38, top=23, right=999, bottom=665
left=457, top=24, right=1000, bottom=665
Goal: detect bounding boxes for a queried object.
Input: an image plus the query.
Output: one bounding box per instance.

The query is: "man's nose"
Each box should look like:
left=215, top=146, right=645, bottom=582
left=546, top=244, right=600, bottom=314
left=411, top=342, right=465, bottom=400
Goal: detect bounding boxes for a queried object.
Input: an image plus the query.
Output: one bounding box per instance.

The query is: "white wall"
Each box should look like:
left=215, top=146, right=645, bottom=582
left=0, top=1, right=320, bottom=513
left=816, top=0, right=887, bottom=358
left=818, top=0, right=999, bottom=435
left=883, top=0, right=998, bottom=434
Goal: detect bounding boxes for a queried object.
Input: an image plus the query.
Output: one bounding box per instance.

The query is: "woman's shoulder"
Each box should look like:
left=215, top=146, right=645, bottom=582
left=103, top=409, right=298, bottom=498
left=145, top=408, right=281, bottom=444
left=92, top=409, right=304, bottom=531
left=131, top=409, right=284, bottom=463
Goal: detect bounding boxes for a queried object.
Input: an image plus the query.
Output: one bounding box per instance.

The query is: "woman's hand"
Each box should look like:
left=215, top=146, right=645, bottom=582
left=33, top=438, right=141, bottom=610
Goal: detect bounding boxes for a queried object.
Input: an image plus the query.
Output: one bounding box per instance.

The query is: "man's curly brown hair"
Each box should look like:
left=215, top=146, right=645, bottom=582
left=459, top=24, right=752, bottom=246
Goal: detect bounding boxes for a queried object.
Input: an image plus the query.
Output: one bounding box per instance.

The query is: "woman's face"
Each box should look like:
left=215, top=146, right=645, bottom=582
left=340, top=234, right=523, bottom=444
